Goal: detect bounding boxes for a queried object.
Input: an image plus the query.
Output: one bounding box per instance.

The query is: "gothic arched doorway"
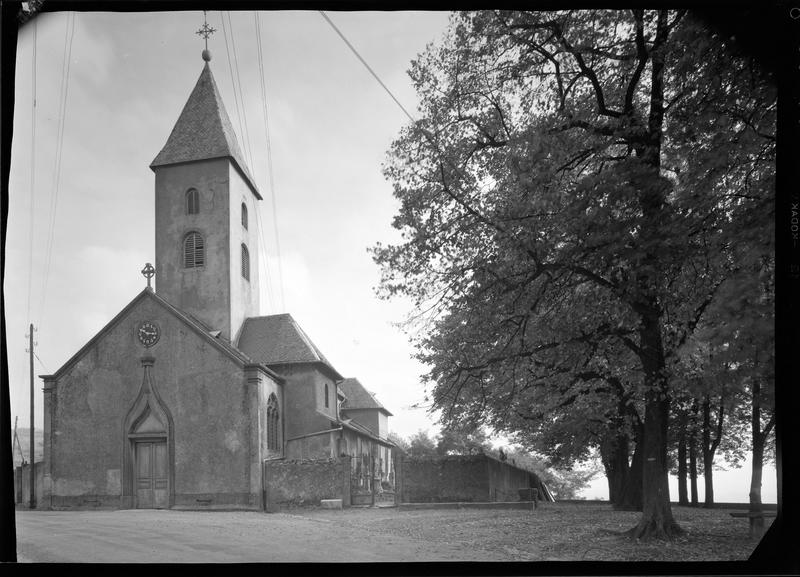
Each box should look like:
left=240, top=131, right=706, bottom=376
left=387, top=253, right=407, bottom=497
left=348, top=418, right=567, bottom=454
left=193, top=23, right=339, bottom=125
left=123, top=357, right=174, bottom=509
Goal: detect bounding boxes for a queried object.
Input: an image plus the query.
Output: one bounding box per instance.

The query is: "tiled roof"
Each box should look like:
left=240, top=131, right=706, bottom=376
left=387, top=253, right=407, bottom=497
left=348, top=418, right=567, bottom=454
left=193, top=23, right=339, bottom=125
left=237, top=314, right=342, bottom=379
left=339, top=377, right=392, bottom=416
left=150, top=62, right=261, bottom=198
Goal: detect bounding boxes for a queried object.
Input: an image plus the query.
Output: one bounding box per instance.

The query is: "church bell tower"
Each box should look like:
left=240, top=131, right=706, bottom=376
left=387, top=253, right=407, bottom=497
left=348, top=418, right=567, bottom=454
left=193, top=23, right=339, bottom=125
left=149, top=46, right=261, bottom=341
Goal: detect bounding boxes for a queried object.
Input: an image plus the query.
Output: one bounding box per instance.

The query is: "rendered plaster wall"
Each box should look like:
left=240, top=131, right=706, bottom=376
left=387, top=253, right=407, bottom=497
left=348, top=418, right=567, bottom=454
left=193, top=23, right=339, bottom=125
left=277, top=364, right=337, bottom=441
left=341, top=408, right=379, bottom=438
left=227, top=165, right=259, bottom=341
left=264, top=457, right=350, bottom=508
left=284, top=431, right=337, bottom=460
left=154, top=159, right=233, bottom=339
left=45, top=295, right=261, bottom=509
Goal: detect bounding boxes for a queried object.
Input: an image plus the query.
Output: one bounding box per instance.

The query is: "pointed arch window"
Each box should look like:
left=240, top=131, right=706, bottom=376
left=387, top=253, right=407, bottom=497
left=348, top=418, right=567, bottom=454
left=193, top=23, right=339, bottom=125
left=186, top=188, right=200, bottom=215
left=267, top=394, right=280, bottom=452
left=183, top=232, right=205, bottom=268
left=241, top=244, right=250, bottom=281
left=241, top=203, right=248, bottom=230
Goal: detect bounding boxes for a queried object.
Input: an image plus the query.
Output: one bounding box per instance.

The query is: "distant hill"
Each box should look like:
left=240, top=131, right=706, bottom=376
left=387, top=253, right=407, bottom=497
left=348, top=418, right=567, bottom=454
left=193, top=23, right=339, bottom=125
left=11, top=427, right=44, bottom=468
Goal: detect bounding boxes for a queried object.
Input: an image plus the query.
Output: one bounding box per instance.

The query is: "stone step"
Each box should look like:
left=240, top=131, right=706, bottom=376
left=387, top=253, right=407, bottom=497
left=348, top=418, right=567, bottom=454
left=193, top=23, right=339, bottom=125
left=320, top=499, right=343, bottom=509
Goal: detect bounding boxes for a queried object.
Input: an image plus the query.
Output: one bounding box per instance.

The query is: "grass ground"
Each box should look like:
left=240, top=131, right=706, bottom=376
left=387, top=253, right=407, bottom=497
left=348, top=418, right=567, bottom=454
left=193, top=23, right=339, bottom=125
left=297, top=501, right=772, bottom=561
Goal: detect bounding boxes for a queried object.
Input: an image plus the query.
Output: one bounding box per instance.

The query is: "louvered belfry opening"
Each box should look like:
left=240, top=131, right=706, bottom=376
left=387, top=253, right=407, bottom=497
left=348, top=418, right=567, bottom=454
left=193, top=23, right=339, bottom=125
left=267, top=394, right=280, bottom=451
left=186, top=188, right=199, bottom=214
left=183, top=232, right=205, bottom=268
left=241, top=244, right=250, bottom=280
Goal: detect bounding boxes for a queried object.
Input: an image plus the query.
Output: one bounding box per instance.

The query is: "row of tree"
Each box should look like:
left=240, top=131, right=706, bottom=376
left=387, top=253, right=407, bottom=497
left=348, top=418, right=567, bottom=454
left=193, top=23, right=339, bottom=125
left=388, top=428, right=600, bottom=499
left=373, top=10, right=775, bottom=539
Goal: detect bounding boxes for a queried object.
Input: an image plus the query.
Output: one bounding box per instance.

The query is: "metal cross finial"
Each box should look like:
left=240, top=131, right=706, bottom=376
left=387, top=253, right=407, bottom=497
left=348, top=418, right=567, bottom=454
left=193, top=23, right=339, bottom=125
left=141, top=263, right=156, bottom=290
left=196, top=11, right=216, bottom=51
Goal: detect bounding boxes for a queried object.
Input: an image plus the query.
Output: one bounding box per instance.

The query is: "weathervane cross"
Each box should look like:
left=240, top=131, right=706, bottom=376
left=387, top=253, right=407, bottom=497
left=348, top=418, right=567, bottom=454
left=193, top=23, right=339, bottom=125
left=196, top=11, right=216, bottom=51
left=141, top=263, right=156, bottom=290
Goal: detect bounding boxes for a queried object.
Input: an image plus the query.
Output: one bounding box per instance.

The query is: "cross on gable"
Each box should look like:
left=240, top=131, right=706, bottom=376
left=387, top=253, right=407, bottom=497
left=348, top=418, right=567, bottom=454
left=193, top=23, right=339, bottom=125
left=141, top=263, right=155, bottom=290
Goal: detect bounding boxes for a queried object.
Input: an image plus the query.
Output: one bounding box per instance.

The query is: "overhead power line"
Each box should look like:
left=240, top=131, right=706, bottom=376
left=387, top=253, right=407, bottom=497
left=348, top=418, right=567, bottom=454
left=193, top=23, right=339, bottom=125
left=254, top=12, right=285, bottom=311
left=38, top=12, right=76, bottom=329
left=318, top=10, right=417, bottom=124
left=27, top=18, right=37, bottom=324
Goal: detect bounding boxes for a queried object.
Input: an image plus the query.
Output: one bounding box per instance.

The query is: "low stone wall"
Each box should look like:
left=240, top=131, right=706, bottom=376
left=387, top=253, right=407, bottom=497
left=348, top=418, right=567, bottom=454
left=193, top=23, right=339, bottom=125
left=400, top=455, right=490, bottom=503
left=399, top=453, right=544, bottom=504
left=264, top=456, right=350, bottom=510
left=487, top=457, right=537, bottom=502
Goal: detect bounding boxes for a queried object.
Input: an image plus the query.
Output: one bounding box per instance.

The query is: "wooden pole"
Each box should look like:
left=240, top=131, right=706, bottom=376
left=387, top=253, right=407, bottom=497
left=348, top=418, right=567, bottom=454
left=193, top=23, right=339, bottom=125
left=29, top=323, right=36, bottom=509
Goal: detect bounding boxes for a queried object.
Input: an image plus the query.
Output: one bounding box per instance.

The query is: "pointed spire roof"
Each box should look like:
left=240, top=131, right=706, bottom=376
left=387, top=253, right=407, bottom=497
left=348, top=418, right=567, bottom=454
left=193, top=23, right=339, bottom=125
left=151, top=62, right=261, bottom=199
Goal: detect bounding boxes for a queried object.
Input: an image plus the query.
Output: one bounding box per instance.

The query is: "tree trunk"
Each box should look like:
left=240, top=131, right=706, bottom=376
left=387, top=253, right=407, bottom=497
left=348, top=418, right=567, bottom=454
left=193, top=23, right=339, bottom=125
left=702, top=395, right=714, bottom=508
left=626, top=10, right=682, bottom=539
left=626, top=312, right=681, bottom=538
left=677, top=433, right=688, bottom=505
left=689, top=433, right=699, bottom=506
left=748, top=377, right=774, bottom=540
left=600, top=431, right=629, bottom=505
left=701, top=394, right=724, bottom=509
left=615, top=424, right=643, bottom=511
left=750, top=433, right=765, bottom=539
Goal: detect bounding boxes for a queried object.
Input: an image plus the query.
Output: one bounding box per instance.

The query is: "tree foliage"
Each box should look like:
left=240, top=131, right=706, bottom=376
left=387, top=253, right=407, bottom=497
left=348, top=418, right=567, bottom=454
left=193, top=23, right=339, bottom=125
left=374, top=10, right=774, bottom=539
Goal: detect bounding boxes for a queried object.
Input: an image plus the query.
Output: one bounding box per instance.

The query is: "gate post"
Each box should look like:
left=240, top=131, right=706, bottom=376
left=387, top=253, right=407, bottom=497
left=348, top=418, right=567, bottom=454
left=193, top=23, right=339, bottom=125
left=340, top=454, right=351, bottom=507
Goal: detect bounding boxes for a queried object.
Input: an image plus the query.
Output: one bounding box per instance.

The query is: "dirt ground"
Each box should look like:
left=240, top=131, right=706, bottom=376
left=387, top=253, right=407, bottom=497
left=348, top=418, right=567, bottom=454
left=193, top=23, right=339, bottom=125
left=14, top=502, right=770, bottom=563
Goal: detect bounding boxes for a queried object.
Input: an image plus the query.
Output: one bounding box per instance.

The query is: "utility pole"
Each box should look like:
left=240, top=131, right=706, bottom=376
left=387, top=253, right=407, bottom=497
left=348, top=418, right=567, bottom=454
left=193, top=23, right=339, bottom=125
left=26, top=323, right=36, bottom=509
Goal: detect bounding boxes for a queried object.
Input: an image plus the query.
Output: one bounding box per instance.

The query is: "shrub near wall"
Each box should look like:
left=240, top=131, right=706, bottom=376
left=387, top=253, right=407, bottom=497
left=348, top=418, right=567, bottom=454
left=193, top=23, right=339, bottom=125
left=264, top=457, right=350, bottom=509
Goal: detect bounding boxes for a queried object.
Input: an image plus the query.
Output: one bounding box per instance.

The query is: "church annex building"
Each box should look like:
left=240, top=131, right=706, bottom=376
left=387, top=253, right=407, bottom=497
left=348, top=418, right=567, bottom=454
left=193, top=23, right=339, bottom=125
left=37, top=52, right=396, bottom=510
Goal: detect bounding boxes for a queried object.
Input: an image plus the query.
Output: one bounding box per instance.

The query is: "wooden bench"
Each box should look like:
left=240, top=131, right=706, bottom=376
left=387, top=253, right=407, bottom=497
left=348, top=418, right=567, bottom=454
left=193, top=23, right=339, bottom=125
left=730, top=510, right=777, bottom=539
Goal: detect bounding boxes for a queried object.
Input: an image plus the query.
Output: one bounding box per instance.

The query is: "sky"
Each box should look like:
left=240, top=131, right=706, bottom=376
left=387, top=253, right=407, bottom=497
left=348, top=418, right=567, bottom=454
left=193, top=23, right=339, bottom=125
left=4, top=8, right=776, bottom=503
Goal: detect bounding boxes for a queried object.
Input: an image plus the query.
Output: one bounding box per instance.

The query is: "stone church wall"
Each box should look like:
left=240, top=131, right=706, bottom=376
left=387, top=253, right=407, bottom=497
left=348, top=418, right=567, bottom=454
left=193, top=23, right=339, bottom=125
left=45, top=295, right=263, bottom=510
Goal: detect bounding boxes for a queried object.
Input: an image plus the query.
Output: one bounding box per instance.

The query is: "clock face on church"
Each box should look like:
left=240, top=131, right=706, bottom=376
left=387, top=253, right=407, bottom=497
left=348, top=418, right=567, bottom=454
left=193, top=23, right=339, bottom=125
left=137, top=321, right=160, bottom=347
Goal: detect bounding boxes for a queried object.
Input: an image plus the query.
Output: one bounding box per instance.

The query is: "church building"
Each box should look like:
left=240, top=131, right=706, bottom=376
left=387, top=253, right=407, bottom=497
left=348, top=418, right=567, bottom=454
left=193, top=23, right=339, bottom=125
left=39, top=48, right=395, bottom=510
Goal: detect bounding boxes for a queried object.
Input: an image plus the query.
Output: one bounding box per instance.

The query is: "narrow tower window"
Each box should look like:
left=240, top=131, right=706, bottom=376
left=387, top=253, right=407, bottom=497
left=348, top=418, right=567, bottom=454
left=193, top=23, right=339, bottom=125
left=241, top=203, right=248, bottom=230
left=186, top=188, right=200, bottom=215
left=324, top=383, right=330, bottom=408
left=183, top=232, right=205, bottom=268
left=267, top=394, right=279, bottom=451
left=241, top=244, right=250, bottom=281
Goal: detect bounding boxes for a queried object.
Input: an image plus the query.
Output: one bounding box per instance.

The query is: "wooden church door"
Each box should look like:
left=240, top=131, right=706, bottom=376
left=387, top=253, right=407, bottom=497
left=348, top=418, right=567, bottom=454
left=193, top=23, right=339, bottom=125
left=135, top=440, right=168, bottom=509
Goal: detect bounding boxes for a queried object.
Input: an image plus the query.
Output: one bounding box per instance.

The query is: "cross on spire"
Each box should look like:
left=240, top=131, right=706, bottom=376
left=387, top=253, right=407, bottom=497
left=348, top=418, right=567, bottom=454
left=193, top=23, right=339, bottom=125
left=196, top=10, right=216, bottom=57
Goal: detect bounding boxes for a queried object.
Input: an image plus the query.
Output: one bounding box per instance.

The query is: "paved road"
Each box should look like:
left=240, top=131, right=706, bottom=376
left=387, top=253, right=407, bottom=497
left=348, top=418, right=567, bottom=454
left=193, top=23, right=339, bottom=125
left=14, top=509, right=497, bottom=563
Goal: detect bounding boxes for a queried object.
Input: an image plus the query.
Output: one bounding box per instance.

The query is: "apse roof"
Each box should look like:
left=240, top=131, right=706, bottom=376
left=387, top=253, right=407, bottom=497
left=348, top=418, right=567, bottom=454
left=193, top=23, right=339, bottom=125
left=237, top=314, right=342, bottom=379
left=150, top=62, right=261, bottom=199
left=339, top=377, right=393, bottom=416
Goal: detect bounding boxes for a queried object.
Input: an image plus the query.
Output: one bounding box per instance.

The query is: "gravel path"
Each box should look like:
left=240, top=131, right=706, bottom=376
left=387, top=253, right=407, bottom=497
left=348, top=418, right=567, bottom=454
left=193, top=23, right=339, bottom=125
left=14, top=502, right=769, bottom=563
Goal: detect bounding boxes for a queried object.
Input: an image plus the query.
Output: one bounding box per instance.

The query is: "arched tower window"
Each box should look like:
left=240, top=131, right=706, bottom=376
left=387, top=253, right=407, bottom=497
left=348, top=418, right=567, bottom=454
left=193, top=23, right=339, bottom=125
left=183, top=232, right=205, bottom=268
left=241, top=244, right=250, bottom=281
left=241, top=203, right=248, bottom=230
left=186, top=188, right=199, bottom=215
left=267, top=394, right=280, bottom=451
left=324, top=383, right=330, bottom=408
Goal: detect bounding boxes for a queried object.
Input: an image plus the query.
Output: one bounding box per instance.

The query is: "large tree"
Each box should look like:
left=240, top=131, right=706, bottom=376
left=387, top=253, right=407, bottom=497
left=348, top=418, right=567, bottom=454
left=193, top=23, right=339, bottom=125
left=374, top=10, right=774, bottom=539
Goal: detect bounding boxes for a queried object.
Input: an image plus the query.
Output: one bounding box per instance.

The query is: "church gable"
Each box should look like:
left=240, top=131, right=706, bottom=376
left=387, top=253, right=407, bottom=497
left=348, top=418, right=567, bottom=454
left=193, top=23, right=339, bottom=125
left=46, top=288, right=252, bottom=382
